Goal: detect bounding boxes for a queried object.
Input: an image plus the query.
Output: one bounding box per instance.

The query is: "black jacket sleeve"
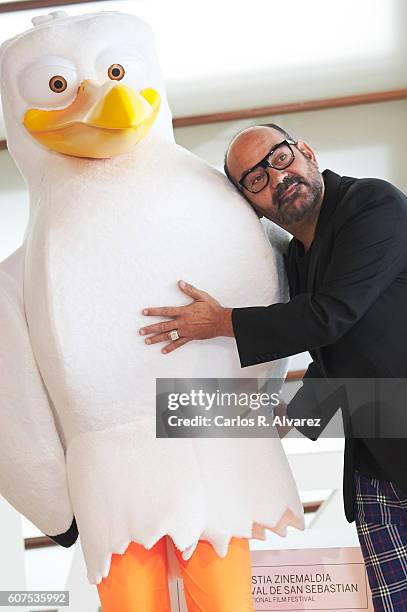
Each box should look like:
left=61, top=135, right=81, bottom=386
left=45, top=517, right=78, bottom=547
left=232, top=181, right=407, bottom=367
left=286, top=361, right=344, bottom=440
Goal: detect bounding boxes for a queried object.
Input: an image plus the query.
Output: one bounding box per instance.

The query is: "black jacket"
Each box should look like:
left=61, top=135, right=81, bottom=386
left=232, top=169, right=407, bottom=521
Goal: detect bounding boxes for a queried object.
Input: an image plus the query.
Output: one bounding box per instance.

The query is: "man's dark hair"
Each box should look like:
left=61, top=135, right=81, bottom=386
left=224, top=122, right=296, bottom=186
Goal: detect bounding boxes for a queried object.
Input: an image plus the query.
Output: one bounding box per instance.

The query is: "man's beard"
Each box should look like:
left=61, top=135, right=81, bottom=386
left=272, top=167, right=323, bottom=226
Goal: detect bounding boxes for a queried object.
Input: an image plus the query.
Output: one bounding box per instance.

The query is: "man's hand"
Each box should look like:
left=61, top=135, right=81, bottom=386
left=139, top=280, right=234, bottom=354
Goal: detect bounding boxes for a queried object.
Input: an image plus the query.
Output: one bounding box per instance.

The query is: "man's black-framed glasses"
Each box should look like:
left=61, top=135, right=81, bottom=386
left=239, top=138, right=297, bottom=194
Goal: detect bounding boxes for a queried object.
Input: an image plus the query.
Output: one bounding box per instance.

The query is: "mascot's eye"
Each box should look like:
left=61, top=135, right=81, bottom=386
left=19, top=57, right=78, bottom=108
left=108, top=64, right=125, bottom=80
left=96, top=50, right=147, bottom=89
left=49, top=75, right=68, bottom=93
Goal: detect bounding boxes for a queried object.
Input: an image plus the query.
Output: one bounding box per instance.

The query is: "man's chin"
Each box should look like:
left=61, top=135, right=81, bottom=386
left=279, top=194, right=314, bottom=224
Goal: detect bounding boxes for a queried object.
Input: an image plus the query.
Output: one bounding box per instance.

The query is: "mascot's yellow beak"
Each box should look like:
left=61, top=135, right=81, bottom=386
left=23, top=80, right=161, bottom=158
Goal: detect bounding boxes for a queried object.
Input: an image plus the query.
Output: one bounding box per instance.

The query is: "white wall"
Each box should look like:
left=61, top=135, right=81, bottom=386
left=175, top=99, right=407, bottom=194
left=0, top=149, right=28, bottom=262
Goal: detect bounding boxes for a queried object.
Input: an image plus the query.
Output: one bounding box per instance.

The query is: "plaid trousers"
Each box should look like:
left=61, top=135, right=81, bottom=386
left=354, top=470, right=407, bottom=612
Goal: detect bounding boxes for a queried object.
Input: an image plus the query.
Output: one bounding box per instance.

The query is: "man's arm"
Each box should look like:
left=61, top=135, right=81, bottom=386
left=284, top=361, right=345, bottom=440
left=232, top=181, right=407, bottom=367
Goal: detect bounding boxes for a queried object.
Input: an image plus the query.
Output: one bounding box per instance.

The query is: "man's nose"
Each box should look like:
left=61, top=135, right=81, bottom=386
left=267, top=166, right=290, bottom=190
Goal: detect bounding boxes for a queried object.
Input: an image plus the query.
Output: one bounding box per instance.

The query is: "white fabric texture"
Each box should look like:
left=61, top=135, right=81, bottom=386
left=0, top=11, right=304, bottom=585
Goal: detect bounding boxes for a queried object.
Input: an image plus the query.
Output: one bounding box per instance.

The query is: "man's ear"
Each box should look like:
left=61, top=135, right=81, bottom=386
left=296, top=139, right=318, bottom=164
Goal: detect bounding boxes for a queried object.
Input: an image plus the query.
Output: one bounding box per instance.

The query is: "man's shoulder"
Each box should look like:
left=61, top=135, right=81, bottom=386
left=344, top=175, right=405, bottom=198
left=336, top=174, right=407, bottom=221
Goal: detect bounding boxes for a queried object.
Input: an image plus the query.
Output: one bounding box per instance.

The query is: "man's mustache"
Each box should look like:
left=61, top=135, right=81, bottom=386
left=273, top=176, right=306, bottom=206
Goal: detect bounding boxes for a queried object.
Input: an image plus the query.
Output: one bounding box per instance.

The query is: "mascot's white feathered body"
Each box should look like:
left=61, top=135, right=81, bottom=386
left=0, top=11, right=304, bottom=584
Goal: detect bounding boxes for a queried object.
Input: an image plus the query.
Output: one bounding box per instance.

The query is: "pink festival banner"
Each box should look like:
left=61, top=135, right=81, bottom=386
left=171, top=546, right=374, bottom=612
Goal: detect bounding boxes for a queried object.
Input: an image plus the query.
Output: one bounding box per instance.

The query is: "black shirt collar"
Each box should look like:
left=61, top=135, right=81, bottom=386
left=314, top=169, right=342, bottom=238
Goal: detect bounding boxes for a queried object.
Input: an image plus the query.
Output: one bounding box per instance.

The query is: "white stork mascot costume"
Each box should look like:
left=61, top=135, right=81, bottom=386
left=0, top=11, right=304, bottom=611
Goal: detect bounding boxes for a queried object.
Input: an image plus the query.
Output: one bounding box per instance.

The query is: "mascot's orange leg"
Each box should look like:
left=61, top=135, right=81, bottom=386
left=176, top=537, right=255, bottom=612
left=97, top=537, right=171, bottom=612
left=97, top=536, right=254, bottom=612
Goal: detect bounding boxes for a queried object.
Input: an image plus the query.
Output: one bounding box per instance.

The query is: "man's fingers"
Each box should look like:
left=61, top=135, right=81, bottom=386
left=162, top=337, right=190, bottom=354
left=144, top=330, right=183, bottom=345
left=142, top=306, right=181, bottom=318
left=139, top=319, right=178, bottom=336
left=178, top=280, right=207, bottom=301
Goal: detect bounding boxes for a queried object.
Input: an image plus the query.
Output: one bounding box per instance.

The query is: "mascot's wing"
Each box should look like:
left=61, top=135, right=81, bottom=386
left=0, top=250, right=77, bottom=546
